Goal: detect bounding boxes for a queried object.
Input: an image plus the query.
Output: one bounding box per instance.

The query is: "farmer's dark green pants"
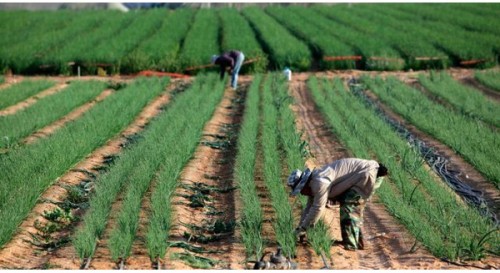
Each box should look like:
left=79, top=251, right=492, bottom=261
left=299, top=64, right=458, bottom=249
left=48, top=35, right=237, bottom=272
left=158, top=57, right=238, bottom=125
left=338, top=189, right=365, bottom=250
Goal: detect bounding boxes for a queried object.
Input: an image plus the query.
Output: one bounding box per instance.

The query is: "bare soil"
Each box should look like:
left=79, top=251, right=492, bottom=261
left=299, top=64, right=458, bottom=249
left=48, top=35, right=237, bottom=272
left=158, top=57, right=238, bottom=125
left=0, top=70, right=498, bottom=270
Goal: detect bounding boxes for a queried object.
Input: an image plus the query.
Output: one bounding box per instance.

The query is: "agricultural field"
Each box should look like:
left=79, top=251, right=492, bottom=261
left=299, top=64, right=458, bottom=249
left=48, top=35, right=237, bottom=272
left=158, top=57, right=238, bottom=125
left=0, top=67, right=498, bottom=269
left=0, top=3, right=499, bottom=270
left=0, top=3, right=499, bottom=75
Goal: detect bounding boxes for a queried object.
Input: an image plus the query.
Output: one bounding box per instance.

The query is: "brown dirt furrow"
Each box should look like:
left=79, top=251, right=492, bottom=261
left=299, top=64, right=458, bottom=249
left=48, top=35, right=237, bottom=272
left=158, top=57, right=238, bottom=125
left=165, top=85, right=246, bottom=270
left=254, top=148, right=276, bottom=246
left=22, top=89, right=114, bottom=145
left=86, top=192, right=126, bottom=269
left=0, top=81, right=68, bottom=116
left=0, top=76, right=24, bottom=91
left=0, top=80, right=181, bottom=269
left=289, top=77, right=360, bottom=269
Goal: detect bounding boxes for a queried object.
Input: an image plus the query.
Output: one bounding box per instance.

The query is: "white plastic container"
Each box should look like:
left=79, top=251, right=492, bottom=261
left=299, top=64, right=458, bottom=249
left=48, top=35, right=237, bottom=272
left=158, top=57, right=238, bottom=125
left=283, top=67, right=292, bottom=81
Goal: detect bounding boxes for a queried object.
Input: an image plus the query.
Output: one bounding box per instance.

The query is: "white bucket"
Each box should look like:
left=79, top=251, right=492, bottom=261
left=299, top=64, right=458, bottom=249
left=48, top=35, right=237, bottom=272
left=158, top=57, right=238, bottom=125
left=283, top=68, right=292, bottom=81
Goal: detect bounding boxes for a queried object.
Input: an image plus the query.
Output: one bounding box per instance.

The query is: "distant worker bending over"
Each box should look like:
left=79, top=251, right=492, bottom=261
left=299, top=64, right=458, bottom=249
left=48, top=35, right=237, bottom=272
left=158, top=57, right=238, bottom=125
left=211, top=50, right=245, bottom=90
left=287, top=158, right=388, bottom=250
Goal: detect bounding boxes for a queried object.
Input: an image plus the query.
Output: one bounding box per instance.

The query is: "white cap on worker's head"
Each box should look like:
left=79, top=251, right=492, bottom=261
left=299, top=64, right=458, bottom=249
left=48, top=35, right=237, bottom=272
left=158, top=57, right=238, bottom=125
left=287, top=169, right=302, bottom=187
left=211, top=55, right=218, bottom=64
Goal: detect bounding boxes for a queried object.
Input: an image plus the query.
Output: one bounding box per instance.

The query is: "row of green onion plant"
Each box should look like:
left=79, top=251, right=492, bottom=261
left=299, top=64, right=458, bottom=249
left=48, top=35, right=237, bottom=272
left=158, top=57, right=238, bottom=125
left=0, top=79, right=55, bottom=110
left=418, top=71, right=500, bottom=127
left=0, top=77, right=166, bottom=248
left=266, top=6, right=356, bottom=70
left=260, top=73, right=297, bottom=258
left=362, top=75, right=500, bottom=188
left=334, top=4, right=450, bottom=70
left=114, top=74, right=225, bottom=263
left=144, top=73, right=226, bottom=262
left=129, top=8, right=195, bottom=73
left=242, top=7, right=312, bottom=71
left=233, top=74, right=265, bottom=261
left=474, top=70, right=500, bottom=92
left=0, top=80, right=106, bottom=149
left=217, top=8, right=268, bottom=73
left=177, top=9, right=219, bottom=73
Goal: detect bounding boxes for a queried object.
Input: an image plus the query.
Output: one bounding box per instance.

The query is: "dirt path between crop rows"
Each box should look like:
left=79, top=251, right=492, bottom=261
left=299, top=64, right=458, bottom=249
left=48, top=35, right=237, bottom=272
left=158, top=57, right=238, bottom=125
left=0, top=81, right=68, bottom=116
left=0, top=78, right=188, bottom=269
left=288, top=72, right=498, bottom=270
left=22, top=89, right=114, bottom=145
left=166, top=83, right=248, bottom=269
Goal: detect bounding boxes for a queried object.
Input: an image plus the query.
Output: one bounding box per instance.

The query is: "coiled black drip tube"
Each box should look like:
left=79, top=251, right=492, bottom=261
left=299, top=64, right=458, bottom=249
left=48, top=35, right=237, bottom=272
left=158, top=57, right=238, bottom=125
left=348, top=78, right=498, bottom=227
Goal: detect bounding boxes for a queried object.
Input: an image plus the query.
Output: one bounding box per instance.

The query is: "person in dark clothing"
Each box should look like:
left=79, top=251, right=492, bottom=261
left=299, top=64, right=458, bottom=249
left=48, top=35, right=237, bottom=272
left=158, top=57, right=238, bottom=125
left=211, top=50, right=245, bottom=90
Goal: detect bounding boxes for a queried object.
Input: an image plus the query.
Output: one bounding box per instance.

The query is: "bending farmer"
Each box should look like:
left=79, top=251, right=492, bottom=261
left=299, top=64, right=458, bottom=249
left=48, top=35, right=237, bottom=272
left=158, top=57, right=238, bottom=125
left=287, top=158, right=388, bottom=250
left=211, top=50, right=245, bottom=90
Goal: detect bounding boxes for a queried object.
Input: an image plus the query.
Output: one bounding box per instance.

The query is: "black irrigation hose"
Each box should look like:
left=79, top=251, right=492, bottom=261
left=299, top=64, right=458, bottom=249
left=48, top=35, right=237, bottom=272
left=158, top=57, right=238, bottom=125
left=348, top=78, right=499, bottom=227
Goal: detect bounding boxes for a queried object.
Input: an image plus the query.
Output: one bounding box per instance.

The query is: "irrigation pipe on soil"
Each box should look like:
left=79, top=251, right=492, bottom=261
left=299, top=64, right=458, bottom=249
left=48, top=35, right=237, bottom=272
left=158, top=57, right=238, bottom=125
left=349, top=79, right=498, bottom=226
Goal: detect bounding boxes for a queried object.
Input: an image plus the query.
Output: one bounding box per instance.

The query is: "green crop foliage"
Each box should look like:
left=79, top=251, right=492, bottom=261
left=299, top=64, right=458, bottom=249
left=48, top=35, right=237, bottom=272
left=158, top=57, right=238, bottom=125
left=0, top=77, right=166, bottom=248
left=178, top=9, right=220, bottom=73
left=363, top=76, right=500, bottom=188
left=0, top=80, right=106, bottom=149
left=76, top=75, right=226, bottom=260
left=1, top=5, right=499, bottom=74
left=381, top=4, right=497, bottom=67
left=234, top=74, right=265, bottom=260
left=144, top=73, right=226, bottom=261
left=313, top=5, right=405, bottom=71
left=266, top=6, right=356, bottom=70
left=242, top=7, right=311, bottom=71
left=0, top=11, right=79, bottom=74
left=217, top=8, right=267, bottom=73
left=306, top=220, right=331, bottom=258
left=133, top=8, right=195, bottom=72
left=335, top=4, right=450, bottom=70
left=475, top=70, right=500, bottom=92
left=50, top=11, right=132, bottom=75
left=91, top=9, right=166, bottom=74
left=419, top=71, right=500, bottom=127
left=308, top=75, right=498, bottom=260
left=261, top=73, right=298, bottom=257
left=105, top=74, right=226, bottom=262
left=0, top=79, right=55, bottom=109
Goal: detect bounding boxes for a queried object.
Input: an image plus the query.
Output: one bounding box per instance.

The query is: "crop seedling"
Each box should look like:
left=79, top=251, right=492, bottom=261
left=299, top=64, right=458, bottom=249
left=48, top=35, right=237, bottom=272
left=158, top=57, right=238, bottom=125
left=182, top=182, right=236, bottom=194
left=63, top=183, right=92, bottom=206
left=201, top=140, right=231, bottom=150
left=459, top=229, right=499, bottom=261
left=169, top=241, right=221, bottom=254
left=28, top=219, right=70, bottom=250
left=173, top=252, right=221, bottom=269
left=43, top=207, right=73, bottom=224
